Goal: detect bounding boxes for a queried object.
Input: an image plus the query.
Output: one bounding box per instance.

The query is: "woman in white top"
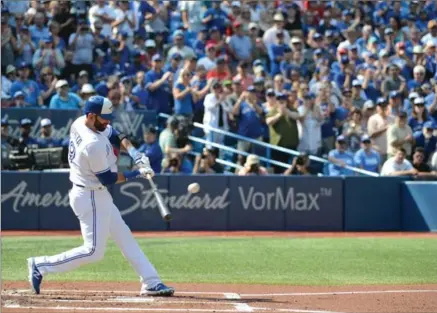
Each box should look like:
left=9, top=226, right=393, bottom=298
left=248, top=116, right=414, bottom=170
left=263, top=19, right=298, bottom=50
left=298, top=92, right=323, bottom=155
left=203, top=81, right=232, bottom=145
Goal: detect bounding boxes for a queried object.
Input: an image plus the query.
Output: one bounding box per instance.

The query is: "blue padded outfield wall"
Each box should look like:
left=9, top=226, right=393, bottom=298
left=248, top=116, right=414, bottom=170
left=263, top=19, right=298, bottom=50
left=1, top=172, right=435, bottom=232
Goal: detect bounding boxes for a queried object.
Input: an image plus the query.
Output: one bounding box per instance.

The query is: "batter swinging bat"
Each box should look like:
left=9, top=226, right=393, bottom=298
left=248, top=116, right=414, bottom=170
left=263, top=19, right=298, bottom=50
left=146, top=174, right=172, bottom=222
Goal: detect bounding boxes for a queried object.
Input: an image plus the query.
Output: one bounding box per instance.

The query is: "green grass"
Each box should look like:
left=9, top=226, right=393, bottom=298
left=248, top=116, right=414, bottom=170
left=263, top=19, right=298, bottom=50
left=2, top=236, right=437, bottom=285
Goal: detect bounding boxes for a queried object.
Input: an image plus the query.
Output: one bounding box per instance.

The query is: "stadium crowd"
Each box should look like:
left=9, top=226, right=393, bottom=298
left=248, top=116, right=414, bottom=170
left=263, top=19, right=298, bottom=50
left=1, top=0, right=437, bottom=178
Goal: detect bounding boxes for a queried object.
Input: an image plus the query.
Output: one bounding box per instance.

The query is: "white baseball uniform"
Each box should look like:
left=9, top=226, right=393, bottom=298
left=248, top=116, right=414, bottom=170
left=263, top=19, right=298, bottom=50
left=32, top=115, right=161, bottom=290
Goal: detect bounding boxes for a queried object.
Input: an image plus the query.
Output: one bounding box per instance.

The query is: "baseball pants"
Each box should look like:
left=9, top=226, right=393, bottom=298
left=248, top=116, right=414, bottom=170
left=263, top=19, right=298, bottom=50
left=33, top=185, right=161, bottom=289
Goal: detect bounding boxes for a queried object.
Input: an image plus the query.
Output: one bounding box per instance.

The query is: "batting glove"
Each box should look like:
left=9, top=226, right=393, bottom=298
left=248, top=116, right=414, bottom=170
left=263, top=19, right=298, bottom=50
left=134, top=153, right=151, bottom=168
left=138, top=166, right=155, bottom=178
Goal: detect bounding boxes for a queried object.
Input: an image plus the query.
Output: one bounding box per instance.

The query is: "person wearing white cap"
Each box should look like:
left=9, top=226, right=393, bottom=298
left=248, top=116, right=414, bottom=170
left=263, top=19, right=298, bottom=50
left=262, top=12, right=290, bottom=49
left=49, top=80, right=83, bottom=109
left=80, top=84, right=97, bottom=101
left=37, top=118, right=62, bottom=148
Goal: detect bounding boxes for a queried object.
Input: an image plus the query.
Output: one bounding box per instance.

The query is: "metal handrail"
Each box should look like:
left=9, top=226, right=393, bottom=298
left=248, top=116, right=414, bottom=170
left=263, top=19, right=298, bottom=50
left=188, top=136, right=290, bottom=169
left=159, top=113, right=379, bottom=177
left=188, top=151, right=242, bottom=170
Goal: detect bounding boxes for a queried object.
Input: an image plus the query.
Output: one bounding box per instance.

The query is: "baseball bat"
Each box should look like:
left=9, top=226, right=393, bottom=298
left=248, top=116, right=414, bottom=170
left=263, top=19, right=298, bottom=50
left=146, top=174, right=172, bottom=222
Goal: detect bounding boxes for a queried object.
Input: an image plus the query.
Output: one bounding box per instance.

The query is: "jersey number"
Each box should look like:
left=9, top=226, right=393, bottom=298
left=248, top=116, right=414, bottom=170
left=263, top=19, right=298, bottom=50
left=68, top=140, right=76, bottom=163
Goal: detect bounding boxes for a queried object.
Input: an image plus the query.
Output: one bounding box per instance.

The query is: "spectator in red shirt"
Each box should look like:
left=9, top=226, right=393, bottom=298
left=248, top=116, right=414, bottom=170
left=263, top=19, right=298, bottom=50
left=207, top=56, right=231, bottom=82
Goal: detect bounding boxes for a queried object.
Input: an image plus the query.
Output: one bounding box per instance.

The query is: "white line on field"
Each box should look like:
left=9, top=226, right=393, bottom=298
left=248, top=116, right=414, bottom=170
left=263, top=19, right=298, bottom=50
left=240, top=289, right=437, bottom=297
left=224, top=293, right=241, bottom=299
left=3, top=304, right=241, bottom=312
left=234, top=303, right=254, bottom=312
left=224, top=292, right=254, bottom=312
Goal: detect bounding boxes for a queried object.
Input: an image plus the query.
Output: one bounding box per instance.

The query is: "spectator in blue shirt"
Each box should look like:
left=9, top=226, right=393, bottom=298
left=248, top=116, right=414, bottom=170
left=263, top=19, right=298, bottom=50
left=132, top=71, right=148, bottom=109
left=10, top=62, right=42, bottom=107
left=268, top=31, right=288, bottom=77
left=29, top=12, right=50, bottom=46
left=138, top=125, right=163, bottom=174
left=125, top=51, right=148, bottom=77
left=164, top=53, right=182, bottom=74
left=173, top=68, right=199, bottom=117
left=202, top=1, right=229, bottom=34
left=145, top=54, right=172, bottom=114
left=37, top=118, right=62, bottom=148
left=408, top=97, right=436, bottom=132
left=49, top=80, right=82, bottom=109
left=407, top=65, right=427, bottom=91
left=334, top=56, right=354, bottom=89
left=413, top=121, right=437, bottom=163
left=228, top=21, right=253, bottom=63
left=327, top=135, right=355, bottom=176
left=231, top=86, right=265, bottom=165
left=191, top=29, right=208, bottom=59
left=354, top=134, right=381, bottom=173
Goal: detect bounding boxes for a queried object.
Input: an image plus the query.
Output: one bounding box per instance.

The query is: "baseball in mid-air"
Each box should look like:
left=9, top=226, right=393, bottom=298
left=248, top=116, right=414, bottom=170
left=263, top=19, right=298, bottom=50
left=187, top=183, right=200, bottom=194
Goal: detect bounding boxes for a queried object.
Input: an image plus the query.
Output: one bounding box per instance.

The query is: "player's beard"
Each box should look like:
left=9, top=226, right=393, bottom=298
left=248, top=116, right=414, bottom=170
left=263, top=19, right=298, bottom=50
left=94, top=118, right=107, bottom=132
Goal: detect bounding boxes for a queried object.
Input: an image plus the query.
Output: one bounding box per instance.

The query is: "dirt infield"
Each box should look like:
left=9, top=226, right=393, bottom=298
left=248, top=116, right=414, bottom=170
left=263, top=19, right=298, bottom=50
left=2, top=281, right=437, bottom=313
left=2, top=231, right=437, bottom=312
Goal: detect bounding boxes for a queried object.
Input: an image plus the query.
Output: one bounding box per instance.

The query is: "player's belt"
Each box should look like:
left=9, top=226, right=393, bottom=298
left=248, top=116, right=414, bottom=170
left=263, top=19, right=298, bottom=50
left=73, top=184, right=106, bottom=191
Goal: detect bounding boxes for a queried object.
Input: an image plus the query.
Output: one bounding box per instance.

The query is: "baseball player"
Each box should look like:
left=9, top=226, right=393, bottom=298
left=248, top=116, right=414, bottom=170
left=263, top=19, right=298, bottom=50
left=27, top=96, right=174, bottom=297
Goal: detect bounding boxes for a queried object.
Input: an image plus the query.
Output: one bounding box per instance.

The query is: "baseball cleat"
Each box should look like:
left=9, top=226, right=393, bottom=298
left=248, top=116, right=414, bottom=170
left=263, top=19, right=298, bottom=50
left=142, top=283, right=175, bottom=296
left=27, top=258, right=42, bottom=294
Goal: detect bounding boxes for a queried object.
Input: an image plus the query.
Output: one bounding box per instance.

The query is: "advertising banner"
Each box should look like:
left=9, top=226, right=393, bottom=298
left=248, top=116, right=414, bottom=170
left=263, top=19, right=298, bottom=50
left=38, top=172, right=78, bottom=230
left=168, top=175, right=229, bottom=230
left=284, top=177, right=343, bottom=231
left=228, top=176, right=286, bottom=230
left=1, top=172, right=41, bottom=230
left=112, top=175, right=169, bottom=231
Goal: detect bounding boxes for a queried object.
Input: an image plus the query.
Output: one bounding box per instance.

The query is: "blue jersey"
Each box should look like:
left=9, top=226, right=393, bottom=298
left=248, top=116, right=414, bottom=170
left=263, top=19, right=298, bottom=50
left=144, top=69, right=171, bottom=114
left=132, top=84, right=148, bottom=108
left=237, top=101, right=263, bottom=139
left=268, top=43, right=288, bottom=77
left=203, top=8, right=228, bottom=34
left=174, top=83, right=194, bottom=115
left=328, top=149, right=355, bottom=176
left=354, top=148, right=381, bottom=173
left=10, top=80, right=40, bottom=107
left=191, top=79, right=207, bottom=112
left=408, top=116, right=436, bottom=132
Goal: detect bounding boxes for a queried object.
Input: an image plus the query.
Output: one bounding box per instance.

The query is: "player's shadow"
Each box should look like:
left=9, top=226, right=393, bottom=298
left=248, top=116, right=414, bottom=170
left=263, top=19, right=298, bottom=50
left=173, top=295, right=285, bottom=304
